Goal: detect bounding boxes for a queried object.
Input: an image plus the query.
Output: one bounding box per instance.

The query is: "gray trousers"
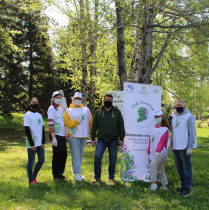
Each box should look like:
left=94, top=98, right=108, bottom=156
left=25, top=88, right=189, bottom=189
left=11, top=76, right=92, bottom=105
left=150, top=152, right=168, bottom=185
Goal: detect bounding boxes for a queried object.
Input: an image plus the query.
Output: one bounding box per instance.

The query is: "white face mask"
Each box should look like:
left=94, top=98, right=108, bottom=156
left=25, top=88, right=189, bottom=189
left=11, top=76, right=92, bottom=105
left=155, top=117, right=162, bottom=124
left=74, top=100, right=82, bottom=106
left=54, top=98, right=62, bottom=105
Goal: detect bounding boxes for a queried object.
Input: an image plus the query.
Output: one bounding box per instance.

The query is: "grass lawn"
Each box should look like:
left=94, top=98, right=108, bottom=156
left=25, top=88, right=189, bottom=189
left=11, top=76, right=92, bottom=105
left=0, top=114, right=209, bottom=209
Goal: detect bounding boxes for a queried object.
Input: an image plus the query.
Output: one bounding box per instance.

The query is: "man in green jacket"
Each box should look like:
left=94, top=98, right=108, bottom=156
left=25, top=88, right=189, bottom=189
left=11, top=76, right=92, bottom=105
left=91, top=94, right=125, bottom=183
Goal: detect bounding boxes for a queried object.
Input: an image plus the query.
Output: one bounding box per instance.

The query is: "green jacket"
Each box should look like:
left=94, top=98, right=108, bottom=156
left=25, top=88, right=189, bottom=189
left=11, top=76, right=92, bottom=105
left=91, top=106, right=125, bottom=143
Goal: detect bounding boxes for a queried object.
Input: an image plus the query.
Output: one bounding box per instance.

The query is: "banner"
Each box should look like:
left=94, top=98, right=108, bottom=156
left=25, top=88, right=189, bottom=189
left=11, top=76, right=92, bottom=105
left=107, top=91, right=123, bottom=114
left=120, top=82, right=162, bottom=181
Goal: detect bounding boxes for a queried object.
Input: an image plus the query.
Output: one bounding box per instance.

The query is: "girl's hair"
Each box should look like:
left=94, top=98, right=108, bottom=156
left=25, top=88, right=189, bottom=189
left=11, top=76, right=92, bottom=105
left=29, top=96, right=37, bottom=104
left=161, top=117, right=171, bottom=130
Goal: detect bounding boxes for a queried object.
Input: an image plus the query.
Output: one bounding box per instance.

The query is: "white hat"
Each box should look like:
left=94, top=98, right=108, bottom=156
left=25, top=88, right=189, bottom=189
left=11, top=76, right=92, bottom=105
left=154, top=110, right=163, bottom=116
left=52, top=91, right=62, bottom=98
left=74, top=92, right=82, bottom=98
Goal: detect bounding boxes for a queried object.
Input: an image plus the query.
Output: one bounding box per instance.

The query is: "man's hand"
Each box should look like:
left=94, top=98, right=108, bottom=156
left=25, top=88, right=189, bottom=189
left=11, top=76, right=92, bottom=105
left=52, top=138, right=58, bottom=147
left=155, top=152, right=160, bottom=158
left=41, top=144, right=44, bottom=149
left=31, top=146, right=35, bottom=151
left=186, top=149, right=192, bottom=155
left=119, top=140, right=123, bottom=146
left=92, top=141, right=96, bottom=147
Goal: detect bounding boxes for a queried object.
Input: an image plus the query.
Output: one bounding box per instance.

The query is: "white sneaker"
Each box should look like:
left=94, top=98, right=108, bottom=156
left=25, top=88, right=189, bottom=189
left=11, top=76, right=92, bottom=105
left=151, top=183, right=158, bottom=191
left=159, top=186, right=168, bottom=191
left=74, top=173, right=82, bottom=181
left=80, top=174, right=85, bottom=180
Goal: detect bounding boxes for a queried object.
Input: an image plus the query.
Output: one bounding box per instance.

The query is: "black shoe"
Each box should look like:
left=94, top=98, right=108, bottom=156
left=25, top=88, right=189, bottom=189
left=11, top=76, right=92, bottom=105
left=177, top=187, right=184, bottom=192
left=54, top=175, right=66, bottom=180
left=181, top=189, right=191, bottom=197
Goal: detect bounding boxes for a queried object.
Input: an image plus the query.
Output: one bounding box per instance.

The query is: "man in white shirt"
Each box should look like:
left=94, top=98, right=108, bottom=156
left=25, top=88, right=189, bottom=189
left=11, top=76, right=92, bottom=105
left=172, top=99, right=197, bottom=197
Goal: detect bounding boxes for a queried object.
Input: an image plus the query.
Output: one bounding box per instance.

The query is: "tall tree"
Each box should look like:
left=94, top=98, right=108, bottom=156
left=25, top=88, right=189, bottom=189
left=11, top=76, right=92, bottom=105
left=128, top=0, right=209, bottom=84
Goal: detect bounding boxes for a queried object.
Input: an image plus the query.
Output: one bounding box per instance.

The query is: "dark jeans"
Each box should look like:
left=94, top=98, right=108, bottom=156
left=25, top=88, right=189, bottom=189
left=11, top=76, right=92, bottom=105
left=27, top=146, right=45, bottom=182
left=94, top=140, right=118, bottom=179
left=173, top=149, right=193, bottom=190
left=52, top=135, right=67, bottom=179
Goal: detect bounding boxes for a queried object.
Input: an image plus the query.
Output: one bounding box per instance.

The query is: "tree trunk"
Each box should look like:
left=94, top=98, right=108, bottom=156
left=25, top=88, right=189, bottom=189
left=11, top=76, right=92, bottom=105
left=129, top=2, right=166, bottom=84
left=88, top=0, right=98, bottom=115
left=79, top=0, right=88, bottom=106
left=28, top=15, right=34, bottom=97
left=115, top=0, right=127, bottom=90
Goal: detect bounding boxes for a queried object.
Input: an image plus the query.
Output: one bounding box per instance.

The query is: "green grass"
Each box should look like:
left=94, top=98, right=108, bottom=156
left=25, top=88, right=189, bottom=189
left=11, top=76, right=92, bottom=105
left=0, top=113, right=209, bottom=209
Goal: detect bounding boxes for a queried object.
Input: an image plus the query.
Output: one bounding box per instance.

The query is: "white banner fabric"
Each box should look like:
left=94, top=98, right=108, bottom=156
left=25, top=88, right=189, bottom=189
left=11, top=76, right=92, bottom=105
left=120, top=82, right=162, bottom=181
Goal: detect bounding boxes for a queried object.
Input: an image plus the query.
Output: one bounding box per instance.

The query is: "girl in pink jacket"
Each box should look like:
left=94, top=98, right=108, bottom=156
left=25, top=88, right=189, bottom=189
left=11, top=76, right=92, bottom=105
left=147, top=110, right=170, bottom=191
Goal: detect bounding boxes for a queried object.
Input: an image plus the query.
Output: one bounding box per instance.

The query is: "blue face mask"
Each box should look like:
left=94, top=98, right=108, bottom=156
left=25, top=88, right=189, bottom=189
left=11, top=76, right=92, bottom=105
left=74, top=100, right=82, bottom=106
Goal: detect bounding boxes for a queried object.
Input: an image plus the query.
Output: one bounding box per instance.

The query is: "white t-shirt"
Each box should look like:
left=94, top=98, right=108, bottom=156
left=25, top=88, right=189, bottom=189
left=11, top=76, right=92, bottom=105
left=24, top=111, right=44, bottom=148
left=47, top=105, right=65, bottom=136
left=67, top=106, right=91, bottom=138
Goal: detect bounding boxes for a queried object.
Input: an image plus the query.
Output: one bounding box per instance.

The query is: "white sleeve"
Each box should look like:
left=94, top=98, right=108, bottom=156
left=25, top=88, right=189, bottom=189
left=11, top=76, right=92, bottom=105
left=47, top=106, right=55, bottom=120
left=24, top=113, right=30, bottom=127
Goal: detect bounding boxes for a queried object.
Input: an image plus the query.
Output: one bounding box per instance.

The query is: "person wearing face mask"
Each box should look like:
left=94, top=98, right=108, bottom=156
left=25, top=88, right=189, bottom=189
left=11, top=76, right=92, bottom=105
left=91, top=94, right=125, bottom=183
left=64, top=92, right=93, bottom=181
left=24, top=97, right=45, bottom=185
left=47, top=91, right=67, bottom=180
left=147, top=110, right=170, bottom=191
left=172, top=99, right=197, bottom=197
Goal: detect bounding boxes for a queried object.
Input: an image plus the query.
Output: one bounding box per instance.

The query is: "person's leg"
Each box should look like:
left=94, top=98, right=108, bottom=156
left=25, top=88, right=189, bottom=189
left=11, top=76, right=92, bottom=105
left=94, top=141, right=107, bottom=179
left=60, top=136, right=67, bottom=176
left=27, top=148, right=36, bottom=182
left=68, top=137, right=81, bottom=174
left=157, top=153, right=168, bottom=187
left=173, top=149, right=186, bottom=189
left=108, top=140, right=118, bottom=179
left=179, top=150, right=193, bottom=190
left=33, top=146, right=45, bottom=180
left=52, top=139, right=62, bottom=179
left=79, top=138, right=87, bottom=174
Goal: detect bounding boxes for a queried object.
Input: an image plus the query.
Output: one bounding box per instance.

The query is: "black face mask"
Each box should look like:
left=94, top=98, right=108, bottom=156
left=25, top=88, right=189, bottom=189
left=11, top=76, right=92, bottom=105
left=31, top=103, right=39, bottom=111
left=104, top=101, right=112, bottom=108
left=176, top=107, right=184, bottom=113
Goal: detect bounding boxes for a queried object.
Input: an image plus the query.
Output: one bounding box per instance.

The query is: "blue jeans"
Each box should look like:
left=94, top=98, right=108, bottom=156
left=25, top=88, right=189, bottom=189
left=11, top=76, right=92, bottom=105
left=173, top=149, right=193, bottom=190
left=27, top=147, right=45, bottom=182
left=68, top=137, right=87, bottom=174
left=94, top=140, right=118, bottom=179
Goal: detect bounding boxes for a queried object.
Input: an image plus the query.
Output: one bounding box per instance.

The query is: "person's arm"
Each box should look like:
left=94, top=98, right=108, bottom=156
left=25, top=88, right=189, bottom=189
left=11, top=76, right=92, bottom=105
left=91, top=111, right=98, bottom=147
left=89, top=111, right=93, bottom=135
left=24, top=126, right=35, bottom=147
left=147, top=138, right=151, bottom=154
left=42, top=125, right=45, bottom=144
left=118, top=111, right=125, bottom=141
left=156, top=129, right=168, bottom=153
left=187, top=115, right=196, bottom=149
left=64, top=110, right=79, bottom=128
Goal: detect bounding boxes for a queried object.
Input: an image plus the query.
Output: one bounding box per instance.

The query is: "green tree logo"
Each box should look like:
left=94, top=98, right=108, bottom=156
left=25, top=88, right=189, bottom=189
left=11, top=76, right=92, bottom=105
left=137, top=107, right=149, bottom=123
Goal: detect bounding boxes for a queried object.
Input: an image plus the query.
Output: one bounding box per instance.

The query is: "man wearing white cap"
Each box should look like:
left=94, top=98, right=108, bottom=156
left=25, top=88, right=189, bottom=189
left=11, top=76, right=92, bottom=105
left=64, top=92, right=93, bottom=181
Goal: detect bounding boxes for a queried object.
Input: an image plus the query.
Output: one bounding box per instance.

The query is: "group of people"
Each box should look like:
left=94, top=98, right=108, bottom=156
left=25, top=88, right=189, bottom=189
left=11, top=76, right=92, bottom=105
left=24, top=92, right=196, bottom=197
left=147, top=99, right=197, bottom=197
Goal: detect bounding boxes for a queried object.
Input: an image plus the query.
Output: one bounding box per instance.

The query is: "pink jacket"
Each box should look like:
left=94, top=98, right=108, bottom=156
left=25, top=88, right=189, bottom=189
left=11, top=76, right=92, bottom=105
left=147, top=125, right=168, bottom=154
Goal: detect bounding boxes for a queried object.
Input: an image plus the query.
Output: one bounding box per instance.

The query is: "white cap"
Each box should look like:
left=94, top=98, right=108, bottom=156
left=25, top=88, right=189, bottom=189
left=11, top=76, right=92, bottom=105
left=154, top=110, right=163, bottom=116
left=74, top=92, right=82, bottom=98
left=52, top=91, right=62, bottom=98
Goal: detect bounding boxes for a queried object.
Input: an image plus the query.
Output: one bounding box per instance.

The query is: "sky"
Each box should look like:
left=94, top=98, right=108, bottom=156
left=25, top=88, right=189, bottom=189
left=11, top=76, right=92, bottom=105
left=45, top=5, right=69, bottom=27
